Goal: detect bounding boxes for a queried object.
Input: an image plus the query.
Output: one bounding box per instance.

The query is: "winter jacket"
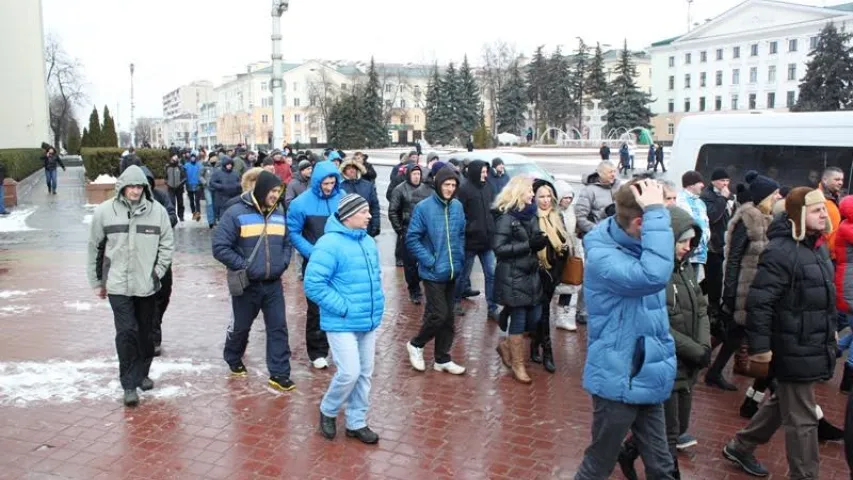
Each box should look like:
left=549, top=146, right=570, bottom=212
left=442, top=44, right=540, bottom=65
left=819, top=183, right=842, bottom=260
left=457, top=160, right=496, bottom=253
left=405, top=167, right=466, bottom=283
left=286, top=161, right=344, bottom=259
left=746, top=214, right=837, bottom=383
left=284, top=172, right=310, bottom=208
left=231, top=155, right=247, bottom=177
left=722, top=202, right=772, bottom=325
left=165, top=162, right=186, bottom=190
left=184, top=160, right=202, bottom=191
left=119, top=155, right=141, bottom=175
left=554, top=180, right=583, bottom=296
left=666, top=207, right=711, bottom=391
left=360, top=161, right=378, bottom=183
left=87, top=165, right=175, bottom=298
left=340, top=160, right=380, bottom=237
left=493, top=208, right=543, bottom=308
left=304, top=214, right=385, bottom=333
left=700, top=185, right=734, bottom=254
left=140, top=166, right=178, bottom=228
left=599, top=145, right=610, bottom=160
left=42, top=153, right=65, bottom=171
left=835, top=196, right=853, bottom=314
left=676, top=190, right=710, bottom=264
left=200, top=161, right=215, bottom=188
left=487, top=169, right=510, bottom=197
left=212, top=191, right=292, bottom=283
left=209, top=160, right=242, bottom=208
left=619, top=144, right=629, bottom=164
left=581, top=206, right=676, bottom=405
left=386, top=161, right=412, bottom=201
left=388, top=165, right=432, bottom=234
left=273, top=159, right=292, bottom=185
left=575, top=172, right=619, bottom=235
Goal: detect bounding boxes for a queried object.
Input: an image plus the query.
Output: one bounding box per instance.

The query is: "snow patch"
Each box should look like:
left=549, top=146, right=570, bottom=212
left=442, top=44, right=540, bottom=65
left=0, top=289, right=48, bottom=299
left=0, top=306, right=32, bottom=315
left=63, top=300, right=107, bottom=311
left=83, top=214, right=92, bottom=225
left=91, top=174, right=117, bottom=185
left=0, top=207, right=37, bottom=232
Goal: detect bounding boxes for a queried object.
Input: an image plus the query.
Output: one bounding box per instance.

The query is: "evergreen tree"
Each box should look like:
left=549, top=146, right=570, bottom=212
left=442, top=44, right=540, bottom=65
left=793, top=22, right=853, bottom=112
left=571, top=40, right=590, bottom=133
left=526, top=46, right=549, bottom=133
left=457, top=56, right=482, bottom=139
left=545, top=47, right=574, bottom=132
left=602, top=40, right=653, bottom=133
left=327, top=93, right=363, bottom=149
left=362, top=58, right=388, bottom=147
left=101, top=106, right=118, bottom=147
left=86, top=107, right=102, bottom=147
left=584, top=43, right=610, bottom=101
left=424, top=66, right=444, bottom=144
left=66, top=118, right=82, bottom=154
left=81, top=127, right=89, bottom=148
left=496, top=62, right=527, bottom=135
left=441, top=62, right=462, bottom=142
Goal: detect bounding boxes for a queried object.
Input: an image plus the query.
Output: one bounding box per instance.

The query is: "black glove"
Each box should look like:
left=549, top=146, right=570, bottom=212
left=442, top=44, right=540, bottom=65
left=696, top=347, right=712, bottom=369
left=529, top=232, right=549, bottom=251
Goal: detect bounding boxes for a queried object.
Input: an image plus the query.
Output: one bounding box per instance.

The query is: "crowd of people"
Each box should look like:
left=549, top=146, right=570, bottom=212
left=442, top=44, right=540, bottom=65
left=86, top=142, right=853, bottom=478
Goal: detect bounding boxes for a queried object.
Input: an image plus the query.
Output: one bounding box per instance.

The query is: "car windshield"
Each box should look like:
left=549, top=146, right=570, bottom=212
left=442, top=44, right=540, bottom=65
left=505, top=162, right=552, bottom=180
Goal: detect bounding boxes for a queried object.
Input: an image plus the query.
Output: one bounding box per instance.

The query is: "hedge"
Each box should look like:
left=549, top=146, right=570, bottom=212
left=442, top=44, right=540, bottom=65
left=0, top=149, right=44, bottom=181
left=82, top=148, right=170, bottom=181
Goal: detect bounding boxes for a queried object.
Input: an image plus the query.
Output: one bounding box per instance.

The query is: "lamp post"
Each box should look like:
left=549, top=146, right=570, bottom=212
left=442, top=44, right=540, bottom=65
left=271, top=0, right=289, bottom=150
left=575, top=37, right=587, bottom=138
left=130, top=63, right=135, bottom=147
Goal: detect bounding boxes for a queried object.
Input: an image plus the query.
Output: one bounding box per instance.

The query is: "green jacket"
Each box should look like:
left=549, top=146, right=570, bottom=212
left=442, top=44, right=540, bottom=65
left=666, top=206, right=712, bottom=391
left=87, top=165, right=175, bottom=297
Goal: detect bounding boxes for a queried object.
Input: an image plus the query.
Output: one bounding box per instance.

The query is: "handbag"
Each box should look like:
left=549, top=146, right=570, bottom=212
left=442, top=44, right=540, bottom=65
left=226, top=222, right=268, bottom=296
left=733, top=340, right=770, bottom=379
left=560, top=243, right=584, bottom=286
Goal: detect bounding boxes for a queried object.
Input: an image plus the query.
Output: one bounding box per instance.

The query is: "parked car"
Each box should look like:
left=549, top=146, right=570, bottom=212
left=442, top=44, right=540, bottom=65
left=453, top=150, right=554, bottom=182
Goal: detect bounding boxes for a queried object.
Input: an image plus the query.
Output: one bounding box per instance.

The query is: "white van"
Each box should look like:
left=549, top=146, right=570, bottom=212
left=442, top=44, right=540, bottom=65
left=667, top=112, right=853, bottom=191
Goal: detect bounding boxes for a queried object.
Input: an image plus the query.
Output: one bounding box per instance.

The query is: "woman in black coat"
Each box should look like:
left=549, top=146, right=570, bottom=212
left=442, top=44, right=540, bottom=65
left=493, top=176, right=547, bottom=385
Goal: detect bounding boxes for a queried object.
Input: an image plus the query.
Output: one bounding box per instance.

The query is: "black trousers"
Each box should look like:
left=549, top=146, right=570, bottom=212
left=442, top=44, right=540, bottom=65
left=152, top=267, right=173, bottom=347
left=168, top=187, right=185, bottom=219
left=653, top=158, right=666, bottom=172
left=302, top=257, right=328, bottom=360
left=412, top=280, right=455, bottom=364
left=705, top=252, right=724, bottom=318
left=108, top=294, right=156, bottom=390
left=395, top=233, right=404, bottom=263
left=402, top=234, right=421, bottom=296
left=187, top=189, right=201, bottom=214
left=708, top=321, right=744, bottom=379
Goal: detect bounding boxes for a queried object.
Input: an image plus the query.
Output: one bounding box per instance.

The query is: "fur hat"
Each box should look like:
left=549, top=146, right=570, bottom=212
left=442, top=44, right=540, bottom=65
left=785, top=187, right=830, bottom=241
left=339, top=159, right=366, bottom=177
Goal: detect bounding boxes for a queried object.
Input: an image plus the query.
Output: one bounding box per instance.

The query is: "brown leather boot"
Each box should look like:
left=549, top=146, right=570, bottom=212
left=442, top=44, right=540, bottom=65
left=496, top=337, right=511, bottom=369
left=508, top=335, right=532, bottom=384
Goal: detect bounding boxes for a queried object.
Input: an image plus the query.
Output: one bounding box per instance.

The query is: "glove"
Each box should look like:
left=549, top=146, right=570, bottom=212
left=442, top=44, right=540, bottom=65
left=529, top=232, right=549, bottom=252
left=697, top=347, right=712, bottom=368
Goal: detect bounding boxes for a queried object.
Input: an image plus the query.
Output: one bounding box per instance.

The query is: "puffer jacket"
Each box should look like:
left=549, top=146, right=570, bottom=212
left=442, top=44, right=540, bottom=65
left=284, top=172, right=310, bottom=208
left=722, top=202, right=772, bottom=325
left=834, top=196, right=853, bottom=314
left=184, top=159, right=202, bottom=191
left=676, top=190, right=710, bottom=264
left=340, top=161, right=380, bottom=237
left=575, top=172, right=619, bottom=235
left=388, top=165, right=432, bottom=234
left=304, top=214, right=384, bottom=332
left=406, top=166, right=466, bottom=283
left=487, top=168, right=510, bottom=197
left=286, top=161, right=343, bottom=259
left=87, top=165, right=175, bottom=297
left=165, top=162, right=186, bottom=190
left=493, top=206, right=543, bottom=308
left=746, top=214, right=837, bottom=383
left=457, top=160, right=496, bottom=253
left=581, top=206, right=676, bottom=405
left=700, top=185, right=734, bottom=254
left=212, top=191, right=292, bottom=282
left=666, top=206, right=711, bottom=391
left=209, top=159, right=242, bottom=208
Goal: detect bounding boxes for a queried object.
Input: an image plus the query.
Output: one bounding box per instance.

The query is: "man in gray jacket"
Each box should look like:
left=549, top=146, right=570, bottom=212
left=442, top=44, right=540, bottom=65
left=87, top=165, right=175, bottom=407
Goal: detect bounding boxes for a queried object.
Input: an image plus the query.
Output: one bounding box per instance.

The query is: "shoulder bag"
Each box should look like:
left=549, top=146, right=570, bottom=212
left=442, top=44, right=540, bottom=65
left=560, top=243, right=584, bottom=286
left=226, top=222, right=268, bottom=296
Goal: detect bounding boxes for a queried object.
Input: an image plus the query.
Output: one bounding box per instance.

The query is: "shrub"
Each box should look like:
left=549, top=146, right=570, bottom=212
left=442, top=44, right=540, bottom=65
left=0, top=149, right=44, bottom=181
left=82, top=148, right=171, bottom=181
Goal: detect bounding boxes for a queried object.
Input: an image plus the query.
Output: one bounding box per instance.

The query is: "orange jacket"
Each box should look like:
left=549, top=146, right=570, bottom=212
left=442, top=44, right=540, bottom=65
left=820, top=183, right=842, bottom=259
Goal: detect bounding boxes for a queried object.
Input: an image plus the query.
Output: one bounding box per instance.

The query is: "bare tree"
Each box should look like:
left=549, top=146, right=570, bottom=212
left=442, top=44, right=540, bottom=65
left=306, top=67, right=341, bottom=139
left=134, top=118, right=155, bottom=146
left=481, top=40, right=518, bottom=136
left=45, top=34, right=86, bottom=149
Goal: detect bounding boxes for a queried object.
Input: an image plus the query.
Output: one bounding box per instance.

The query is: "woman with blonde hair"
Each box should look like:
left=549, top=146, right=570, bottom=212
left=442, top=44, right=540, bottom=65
left=493, top=176, right=547, bottom=384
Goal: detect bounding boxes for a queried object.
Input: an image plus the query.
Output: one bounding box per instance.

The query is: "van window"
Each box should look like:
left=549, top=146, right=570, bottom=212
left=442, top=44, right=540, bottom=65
left=694, top=144, right=853, bottom=191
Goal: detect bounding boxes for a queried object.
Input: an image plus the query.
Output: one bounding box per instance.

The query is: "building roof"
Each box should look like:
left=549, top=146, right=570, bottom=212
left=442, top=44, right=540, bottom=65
left=650, top=35, right=681, bottom=47
left=828, top=2, right=853, bottom=12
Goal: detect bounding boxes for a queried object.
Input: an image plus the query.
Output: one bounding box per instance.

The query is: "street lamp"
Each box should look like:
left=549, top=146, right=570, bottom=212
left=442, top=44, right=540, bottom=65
left=575, top=37, right=587, bottom=137
left=271, top=0, right=289, bottom=150
left=130, top=63, right=135, bottom=147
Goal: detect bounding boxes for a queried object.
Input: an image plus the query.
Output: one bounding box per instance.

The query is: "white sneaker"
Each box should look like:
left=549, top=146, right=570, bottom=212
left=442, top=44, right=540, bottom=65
left=406, top=342, right=425, bottom=372
left=434, top=361, right=466, bottom=375
left=312, top=357, right=329, bottom=369
left=555, top=306, right=578, bottom=332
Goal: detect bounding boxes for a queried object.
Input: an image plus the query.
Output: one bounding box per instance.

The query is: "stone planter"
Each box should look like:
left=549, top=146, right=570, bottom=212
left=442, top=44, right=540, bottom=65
left=3, top=178, right=17, bottom=208
left=85, top=181, right=116, bottom=205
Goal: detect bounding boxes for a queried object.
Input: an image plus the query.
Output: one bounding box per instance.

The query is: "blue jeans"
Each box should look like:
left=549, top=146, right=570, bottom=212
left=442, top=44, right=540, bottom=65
left=0, top=183, right=6, bottom=214
left=45, top=169, right=57, bottom=192
left=506, top=305, right=542, bottom=335
left=454, top=249, right=497, bottom=312
left=204, top=188, right=215, bottom=224
left=320, top=330, right=376, bottom=430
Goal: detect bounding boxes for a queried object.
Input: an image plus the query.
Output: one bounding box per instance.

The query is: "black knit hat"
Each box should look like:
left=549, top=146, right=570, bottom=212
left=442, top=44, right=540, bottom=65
left=711, top=168, right=730, bottom=181
left=253, top=170, right=282, bottom=207
left=337, top=193, right=369, bottom=223
left=745, top=170, right=780, bottom=205
left=681, top=170, right=705, bottom=188
left=298, top=159, right=312, bottom=172
left=434, top=166, right=459, bottom=200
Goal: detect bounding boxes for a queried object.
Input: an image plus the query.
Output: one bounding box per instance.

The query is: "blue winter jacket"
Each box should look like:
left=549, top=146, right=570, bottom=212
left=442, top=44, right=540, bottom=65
left=581, top=206, right=677, bottom=405
left=304, top=215, right=385, bottom=333
left=286, top=161, right=344, bottom=258
left=406, top=192, right=465, bottom=283
left=211, top=192, right=292, bottom=282
left=341, top=177, right=380, bottom=237
left=184, top=159, right=202, bottom=191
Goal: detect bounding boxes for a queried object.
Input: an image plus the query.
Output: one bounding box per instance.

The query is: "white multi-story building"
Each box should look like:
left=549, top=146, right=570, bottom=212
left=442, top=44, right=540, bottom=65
left=162, top=113, right=197, bottom=148
left=198, top=102, right=217, bottom=148
left=162, top=81, right=214, bottom=119
left=649, top=0, right=853, bottom=141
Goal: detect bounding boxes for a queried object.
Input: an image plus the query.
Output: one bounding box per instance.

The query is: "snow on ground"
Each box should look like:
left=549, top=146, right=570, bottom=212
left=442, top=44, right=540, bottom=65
left=91, top=174, right=117, bottom=184
left=0, top=358, right=219, bottom=406
left=63, top=300, right=109, bottom=311
left=82, top=214, right=92, bottom=225
left=0, top=207, right=37, bottom=232
left=0, top=306, right=33, bottom=315
left=0, top=289, right=48, bottom=299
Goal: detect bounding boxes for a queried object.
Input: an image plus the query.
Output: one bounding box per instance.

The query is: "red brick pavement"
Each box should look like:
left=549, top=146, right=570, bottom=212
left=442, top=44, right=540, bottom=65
left=0, top=168, right=850, bottom=479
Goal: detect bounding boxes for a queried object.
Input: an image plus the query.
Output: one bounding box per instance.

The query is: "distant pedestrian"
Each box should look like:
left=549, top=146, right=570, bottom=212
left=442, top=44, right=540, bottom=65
left=599, top=143, right=610, bottom=161
left=165, top=155, right=187, bottom=221
left=209, top=157, right=242, bottom=222
left=42, top=146, right=65, bottom=194
left=185, top=154, right=203, bottom=222
left=487, top=158, right=510, bottom=197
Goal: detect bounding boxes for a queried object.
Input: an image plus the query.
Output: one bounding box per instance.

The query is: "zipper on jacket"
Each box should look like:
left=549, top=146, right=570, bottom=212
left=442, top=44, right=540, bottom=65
left=359, top=241, right=375, bottom=326
left=444, top=201, right=454, bottom=279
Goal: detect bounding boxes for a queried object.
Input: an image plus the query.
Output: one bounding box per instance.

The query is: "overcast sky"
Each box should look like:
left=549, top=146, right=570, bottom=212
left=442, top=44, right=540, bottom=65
left=42, top=0, right=836, bottom=130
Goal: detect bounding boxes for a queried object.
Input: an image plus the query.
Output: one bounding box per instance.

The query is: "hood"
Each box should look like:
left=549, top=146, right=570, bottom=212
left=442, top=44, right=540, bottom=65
left=767, top=213, right=795, bottom=241
left=324, top=212, right=367, bottom=240
left=115, top=165, right=152, bottom=202
left=339, top=159, right=366, bottom=180
left=221, top=157, right=234, bottom=170
left=668, top=206, right=701, bottom=266
left=465, top=160, right=488, bottom=186
left=140, top=165, right=156, bottom=190
left=310, top=160, right=343, bottom=198
left=554, top=180, right=574, bottom=201
left=406, top=164, right=424, bottom=187
left=841, top=196, right=853, bottom=221
left=583, top=172, right=601, bottom=185
left=433, top=165, right=459, bottom=201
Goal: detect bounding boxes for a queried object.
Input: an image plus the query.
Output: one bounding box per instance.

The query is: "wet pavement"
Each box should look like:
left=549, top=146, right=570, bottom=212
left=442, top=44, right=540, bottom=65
left=0, top=166, right=850, bottom=479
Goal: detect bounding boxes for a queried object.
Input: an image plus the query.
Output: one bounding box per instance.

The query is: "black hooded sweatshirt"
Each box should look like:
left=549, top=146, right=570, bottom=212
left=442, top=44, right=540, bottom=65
left=456, top=160, right=496, bottom=252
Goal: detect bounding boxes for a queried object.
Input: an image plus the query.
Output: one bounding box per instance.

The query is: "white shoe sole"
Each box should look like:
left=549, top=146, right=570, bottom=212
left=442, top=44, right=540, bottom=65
left=406, top=343, right=425, bottom=372
left=433, top=364, right=466, bottom=375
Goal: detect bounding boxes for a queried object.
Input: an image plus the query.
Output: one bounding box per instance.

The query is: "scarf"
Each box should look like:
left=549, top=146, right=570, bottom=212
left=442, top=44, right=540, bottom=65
left=510, top=202, right=537, bottom=222
left=536, top=208, right=566, bottom=270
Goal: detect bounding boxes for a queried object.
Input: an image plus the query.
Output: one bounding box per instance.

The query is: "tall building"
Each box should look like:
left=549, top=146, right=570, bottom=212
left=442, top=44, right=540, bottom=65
left=649, top=0, right=853, bottom=141
left=162, top=81, right=214, bottom=119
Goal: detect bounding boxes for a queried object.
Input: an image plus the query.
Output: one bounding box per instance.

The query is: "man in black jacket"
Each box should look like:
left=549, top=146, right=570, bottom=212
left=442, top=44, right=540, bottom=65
left=700, top=168, right=735, bottom=319
left=388, top=151, right=418, bottom=266
left=454, top=160, right=498, bottom=319
left=722, top=187, right=836, bottom=479
left=389, top=165, right=432, bottom=304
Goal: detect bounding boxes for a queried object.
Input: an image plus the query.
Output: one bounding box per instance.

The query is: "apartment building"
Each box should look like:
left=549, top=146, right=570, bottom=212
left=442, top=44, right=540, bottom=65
left=162, top=81, right=214, bottom=119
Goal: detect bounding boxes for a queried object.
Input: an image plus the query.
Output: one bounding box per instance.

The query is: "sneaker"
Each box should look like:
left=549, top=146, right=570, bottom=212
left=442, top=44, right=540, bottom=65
left=454, top=303, right=465, bottom=316
left=406, top=342, right=425, bottom=372
left=229, top=362, right=248, bottom=377
left=312, top=357, right=329, bottom=370
left=319, top=411, right=336, bottom=440
left=722, top=443, right=768, bottom=477
left=139, top=377, right=154, bottom=391
left=268, top=376, right=296, bottom=392
left=409, top=293, right=422, bottom=305
left=123, top=389, right=139, bottom=407
left=346, top=426, right=379, bottom=444
left=818, top=417, right=844, bottom=442
left=676, top=433, right=697, bottom=451
left=0, top=211, right=9, bottom=216
left=461, top=289, right=480, bottom=298
left=434, top=361, right=466, bottom=375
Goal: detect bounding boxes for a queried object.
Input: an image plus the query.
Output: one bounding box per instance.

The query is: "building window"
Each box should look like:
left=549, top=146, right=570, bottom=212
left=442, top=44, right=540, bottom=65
left=684, top=98, right=691, bottom=112
left=684, top=74, right=691, bottom=89
left=716, top=70, right=723, bottom=86
left=770, top=41, right=778, bottom=55
left=749, top=67, right=758, bottom=83
left=415, top=101, right=422, bottom=108
left=385, top=99, right=392, bottom=107
left=400, top=99, right=406, bottom=108
left=810, top=36, right=819, bottom=50
left=667, top=123, right=675, bottom=135
left=732, top=69, right=740, bottom=85
left=294, top=98, right=300, bottom=107
left=767, top=92, right=776, bottom=109
left=293, top=82, right=298, bottom=91
left=385, top=84, right=392, bottom=93
left=668, top=56, right=674, bottom=67
left=715, top=95, right=722, bottom=111
left=700, top=51, right=707, bottom=63
left=788, top=63, right=797, bottom=81
left=787, top=90, right=796, bottom=107
left=733, top=46, right=741, bottom=59
left=749, top=93, right=757, bottom=110
left=261, top=82, right=268, bottom=92
left=414, top=86, right=422, bottom=97
left=685, top=53, right=692, bottom=64
left=399, top=85, right=404, bottom=92
left=668, top=99, right=675, bottom=113
left=699, top=96, right=706, bottom=112
left=415, top=115, right=420, bottom=123
left=750, top=44, right=759, bottom=57
left=668, top=75, right=675, bottom=90
left=768, top=65, right=777, bottom=83
left=716, top=48, right=723, bottom=60
left=310, top=96, right=317, bottom=107
left=294, top=114, right=301, bottom=123
left=788, top=39, right=798, bottom=52
left=261, top=114, right=269, bottom=124
left=700, top=72, right=707, bottom=87
left=732, top=94, right=739, bottom=110
left=341, top=83, right=348, bottom=91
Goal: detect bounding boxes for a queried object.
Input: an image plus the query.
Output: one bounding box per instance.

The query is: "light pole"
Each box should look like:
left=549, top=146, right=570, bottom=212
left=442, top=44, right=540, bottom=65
left=130, top=63, right=135, bottom=147
left=575, top=37, right=587, bottom=138
left=271, top=0, right=289, bottom=150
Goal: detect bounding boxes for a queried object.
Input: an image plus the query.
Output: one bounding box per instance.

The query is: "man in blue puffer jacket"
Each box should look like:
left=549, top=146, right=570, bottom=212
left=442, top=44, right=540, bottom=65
left=575, top=178, right=677, bottom=480
left=212, top=170, right=295, bottom=392
left=184, top=154, right=203, bottom=222
left=404, top=166, right=467, bottom=375
left=287, top=160, right=344, bottom=369
left=305, top=194, right=385, bottom=444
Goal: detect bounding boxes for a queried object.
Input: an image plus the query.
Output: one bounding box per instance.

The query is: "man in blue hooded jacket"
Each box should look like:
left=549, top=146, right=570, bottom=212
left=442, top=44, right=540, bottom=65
left=575, top=178, right=677, bottom=480
left=286, top=160, right=344, bottom=369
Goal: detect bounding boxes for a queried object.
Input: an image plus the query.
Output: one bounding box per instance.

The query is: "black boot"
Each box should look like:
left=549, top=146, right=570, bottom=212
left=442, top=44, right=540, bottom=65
left=672, top=454, right=681, bottom=480
left=541, top=319, right=556, bottom=373
left=705, top=372, right=738, bottom=391
left=818, top=417, right=844, bottom=442
left=530, top=336, right=542, bottom=364
left=617, top=439, right=639, bottom=480
left=739, top=395, right=760, bottom=419
left=841, top=364, right=853, bottom=394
